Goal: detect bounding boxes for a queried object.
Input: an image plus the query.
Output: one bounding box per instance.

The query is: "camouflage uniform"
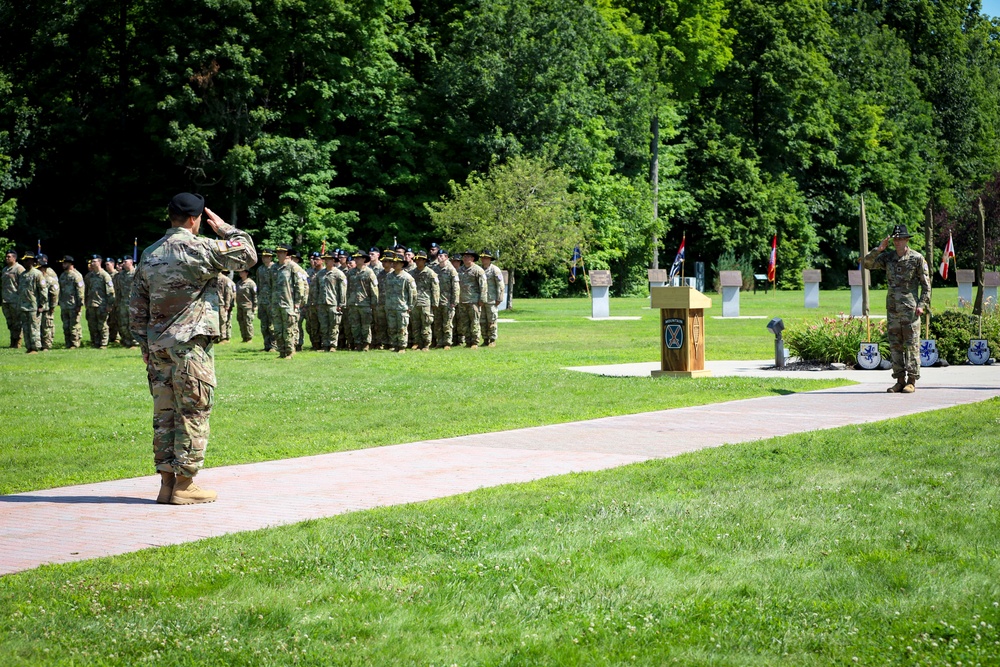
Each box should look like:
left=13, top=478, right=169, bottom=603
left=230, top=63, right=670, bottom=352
left=129, top=222, right=256, bottom=478
left=451, top=259, right=466, bottom=346
left=114, top=266, right=136, bottom=347
left=480, top=262, right=505, bottom=345
left=256, top=258, right=275, bottom=351
left=317, top=265, right=347, bottom=350
left=457, top=261, right=487, bottom=347
left=412, top=264, right=440, bottom=349
left=293, top=262, right=310, bottom=350
left=17, top=264, right=47, bottom=352
left=58, top=266, right=85, bottom=347
left=235, top=276, right=257, bottom=342
left=384, top=269, right=416, bottom=350
left=39, top=266, right=60, bottom=350
left=85, top=266, right=115, bottom=348
left=431, top=259, right=458, bottom=348
left=864, top=245, right=931, bottom=382
left=271, top=259, right=307, bottom=358
left=375, top=261, right=391, bottom=348
left=105, top=266, right=119, bottom=343
left=217, top=272, right=236, bottom=342
left=2, top=261, right=25, bottom=347
left=346, top=263, right=378, bottom=349
left=340, top=263, right=355, bottom=350
left=306, top=265, right=322, bottom=350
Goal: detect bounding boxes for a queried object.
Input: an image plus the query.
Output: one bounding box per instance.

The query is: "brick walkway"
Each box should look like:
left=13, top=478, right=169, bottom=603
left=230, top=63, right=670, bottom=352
left=2, top=380, right=998, bottom=576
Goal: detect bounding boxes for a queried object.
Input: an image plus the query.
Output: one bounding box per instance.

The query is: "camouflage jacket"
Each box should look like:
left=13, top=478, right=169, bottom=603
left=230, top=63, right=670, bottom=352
left=376, top=266, right=390, bottom=309
left=84, top=268, right=115, bottom=309
left=413, top=265, right=440, bottom=308
left=383, top=270, right=416, bottom=312
left=347, top=266, right=378, bottom=307
left=863, top=246, right=931, bottom=316
left=217, top=273, right=236, bottom=310
left=256, top=261, right=273, bottom=307
left=272, top=261, right=307, bottom=312
left=318, top=267, right=347, bottom=307
left=307, top=267, right=322, bottom=306
left=129, top=222, right=257, bottom=353
left=483, top=263, right=505, bottom=305
left=41, top=267, right=60, bottom=311
left=17, top=267, right=46, bottom=312
left=2, top=263, right=25, bottom=304
left=432, top=261, right=460, bottom=308
left=236, top=278, right=257, bottom=310
left=58, top=267, right=85, bottom=310
left=458, top=263, right=488, bottom=304
left=113, top=268, right=134, bottom=313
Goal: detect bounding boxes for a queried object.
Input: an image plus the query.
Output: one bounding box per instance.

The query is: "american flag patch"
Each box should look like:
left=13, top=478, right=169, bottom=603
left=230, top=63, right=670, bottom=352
left=216, top=239, right=244, bottom=253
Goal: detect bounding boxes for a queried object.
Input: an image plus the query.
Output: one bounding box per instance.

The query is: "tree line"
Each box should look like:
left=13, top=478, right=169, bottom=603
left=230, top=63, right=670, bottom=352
left=1, top=0, right=999, bottom=295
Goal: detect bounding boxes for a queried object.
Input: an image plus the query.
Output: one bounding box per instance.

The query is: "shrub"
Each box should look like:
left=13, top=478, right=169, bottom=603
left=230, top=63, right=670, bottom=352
left=928, top=306, right=1000, bottom=363
left=711, top=250, right=755, bottom=292
left=784, top=316, right=889, bottom=365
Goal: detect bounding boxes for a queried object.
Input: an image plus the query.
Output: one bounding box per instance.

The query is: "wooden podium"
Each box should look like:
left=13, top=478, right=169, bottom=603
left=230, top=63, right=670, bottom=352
left=650, top=286, right=712, bottom=378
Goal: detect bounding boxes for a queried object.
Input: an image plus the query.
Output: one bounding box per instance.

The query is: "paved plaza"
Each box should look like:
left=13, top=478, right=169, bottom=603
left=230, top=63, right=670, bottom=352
left=1, top=362, right=997, bottom=576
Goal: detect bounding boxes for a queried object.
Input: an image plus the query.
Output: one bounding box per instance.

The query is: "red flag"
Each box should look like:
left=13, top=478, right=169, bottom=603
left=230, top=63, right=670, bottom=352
left=767, top=234, right=777, bottom=282
left=939, top=232, right=955, bottom=280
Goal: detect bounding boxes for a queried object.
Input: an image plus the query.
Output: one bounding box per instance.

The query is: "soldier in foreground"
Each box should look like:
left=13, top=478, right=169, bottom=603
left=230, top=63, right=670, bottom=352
left=863, top=224, right=931, bottom=393
left=271, top=246, right=306, bottom=359
left=130, top=193, right=256, bottom=505
left=37, top=254, right=59, bottom=350
left=235, top=268, right=257, bottom=342
left=85, top=254, right=114, bottom=348
left=2, top=249, right=25, bottom=348
left=58, top=255, right=85, bottom=348
left=17, top=252, right=46, bottom=354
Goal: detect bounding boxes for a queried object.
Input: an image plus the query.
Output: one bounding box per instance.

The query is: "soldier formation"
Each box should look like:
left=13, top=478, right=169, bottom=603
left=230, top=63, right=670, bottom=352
left=2, top=243, right=507, bottom=356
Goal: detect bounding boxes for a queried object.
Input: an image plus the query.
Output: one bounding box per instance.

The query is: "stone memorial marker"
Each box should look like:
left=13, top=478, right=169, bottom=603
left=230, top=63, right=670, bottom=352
left=802, top=269, right=821, bottom=308
left=848, top=270, right=863, bottom=317
left=499, top=270, right=509, bottom=311
left=985, top=272, right=999, bottom=311
left=720, top=270, right=742, bottom=318
left=648, top=269, right=667, bottom=307
left=589, top=270, right=612, bottom=318
left=957, top=269, right=975, bottom=306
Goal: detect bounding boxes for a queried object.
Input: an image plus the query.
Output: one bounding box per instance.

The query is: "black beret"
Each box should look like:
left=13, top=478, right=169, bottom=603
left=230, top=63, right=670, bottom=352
left=90, top=254, right=102, bottom=260
left=105, top=257, right=115, bottom=263
left=310, top=251, right=321, bottom=258
left=430, top=242, right=439, bottom=249
left=369, top=246, right=380, bottom=253
left=438, top=248, right=448, bottom=256
left=168, top=192, right=205, bottom=218
left=38, top=254, right=49, bottom=264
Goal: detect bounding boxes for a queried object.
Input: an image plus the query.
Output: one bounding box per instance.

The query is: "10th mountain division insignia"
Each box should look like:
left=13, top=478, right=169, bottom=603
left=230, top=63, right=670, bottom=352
left=664, top=318, right=684, bottom=350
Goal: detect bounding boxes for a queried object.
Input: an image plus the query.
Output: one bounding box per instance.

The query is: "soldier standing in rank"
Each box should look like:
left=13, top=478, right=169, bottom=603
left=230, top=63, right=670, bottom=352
left=256, top=249, right=275, bottom=351
left=384, top=252, right=416, bottom=352
left=411, top=250, right=440, bottom=351
left=104, top=257, right=119, bottom=344
left=85, top=254, right=115, bottom=348
left=36, top=254, right=59, bottom=351
left=3, top=249, right=25, bottom=348
left=479, top=250, right=505, bottom=347
left=306, top=251, right=323, bottom=350
left=367, top=247, right=384, bottom=347
left=346, top=250, right=378, bottom=351
left=58, top=255, right=85, bottom=348
left=317, top=251, right=347, bottom=351
left=114, top=256, right=137, bottom=348
left=130, top=192, right=257, bottom=505
left=17, top=252, right=47, bottom=354
left=217, top=271, right=236, bottom=343
left=235, top=268, right=257, bottom=342
left=433, top=249, right=460, bottom=349
left=449, top=253, right=465, bottom=346
left=271, top=246, right=306, bottom=359
left=863, top=224, right=931, bottom=393
left=457, top=249, right=487, bottom=348
left=374, top=250, right=392, bottom=349
left=289, top=251, right=309, bottom=350
left=337, top=250, right=352, bottom=351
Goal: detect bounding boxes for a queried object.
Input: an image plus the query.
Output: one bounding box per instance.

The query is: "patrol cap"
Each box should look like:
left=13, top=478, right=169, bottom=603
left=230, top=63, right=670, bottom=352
left=168, top=192, right=205, bottom=218
left=890, top=224, right=913, bottom=239
left=61, top=255, right=75, bottom=263
left=414, top=251, right=428, bottom=261
left=480, top=249, right=494, bottom=259
left=20, top=251, right=36, bottom=261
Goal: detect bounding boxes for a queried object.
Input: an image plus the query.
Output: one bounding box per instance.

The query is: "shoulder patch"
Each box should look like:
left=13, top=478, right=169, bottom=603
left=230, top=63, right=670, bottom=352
left=216, top=239, right=245, bottom=253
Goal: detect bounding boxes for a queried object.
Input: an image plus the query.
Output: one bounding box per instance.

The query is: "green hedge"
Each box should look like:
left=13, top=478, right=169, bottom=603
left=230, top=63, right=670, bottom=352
left=928, top=308, right=1000, bottom=363
left=784, top=316, right=889, bottom=365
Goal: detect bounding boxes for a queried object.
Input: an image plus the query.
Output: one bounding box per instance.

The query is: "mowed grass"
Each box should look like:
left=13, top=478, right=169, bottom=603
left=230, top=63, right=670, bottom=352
left=0, top=295, right=860, bottom=495
left=1, top=400, right=998, bottom=665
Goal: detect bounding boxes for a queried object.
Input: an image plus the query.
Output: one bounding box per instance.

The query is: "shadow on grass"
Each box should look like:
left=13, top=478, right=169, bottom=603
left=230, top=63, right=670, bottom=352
left=0, top=495, right=156, bottom=505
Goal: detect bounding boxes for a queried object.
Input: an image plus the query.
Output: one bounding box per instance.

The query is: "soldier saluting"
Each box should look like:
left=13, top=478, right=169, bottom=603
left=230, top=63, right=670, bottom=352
left=130, top=193, right=257, bottom=505
left=863, top=224, right=931, bottom=394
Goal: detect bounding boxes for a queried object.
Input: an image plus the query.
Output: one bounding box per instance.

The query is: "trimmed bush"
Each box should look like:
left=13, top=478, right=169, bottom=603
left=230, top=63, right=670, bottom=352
left=928, top=307, right=1000, bottom=363
left=784, top=316, right=889, bottom=365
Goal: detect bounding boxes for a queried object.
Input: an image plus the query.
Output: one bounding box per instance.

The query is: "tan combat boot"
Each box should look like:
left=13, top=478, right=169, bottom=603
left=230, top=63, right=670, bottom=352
left=170, top=475, right=217, bottom=505
left=156, top=471, right=176, bottom=504
left=902, top=377, right=916, bottom=393
left=887, top=379, right=905, bottom=393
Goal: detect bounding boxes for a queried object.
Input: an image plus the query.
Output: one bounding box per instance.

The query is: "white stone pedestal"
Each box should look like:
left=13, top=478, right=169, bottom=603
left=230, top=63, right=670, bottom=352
left=591, top=285, right=610, bottom=319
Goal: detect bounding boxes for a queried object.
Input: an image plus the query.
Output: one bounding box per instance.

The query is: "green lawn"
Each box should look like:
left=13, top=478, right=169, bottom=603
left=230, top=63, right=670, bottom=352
left=0, top=295, right=862, bottom=495
left=1, top=400, right=997, bottom=665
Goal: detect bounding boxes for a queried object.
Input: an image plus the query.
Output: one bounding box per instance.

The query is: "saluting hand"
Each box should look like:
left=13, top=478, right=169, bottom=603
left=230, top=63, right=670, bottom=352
left=203, top=207, right=225, bottom=236
left=877, top=236, right=890, bottom=252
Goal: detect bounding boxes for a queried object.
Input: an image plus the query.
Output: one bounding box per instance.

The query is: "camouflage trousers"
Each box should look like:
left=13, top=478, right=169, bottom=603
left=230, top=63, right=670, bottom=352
left=237, top=305, right=255, bottom=342
left=412, top=305, right=433, bottom=349
left=61, top=307, right=82, bottom=348
left=374, top=306, right=389, bottom=348
left=306, top=305, right=321, bottom=349
left=3, top=303, right=22, bottom=346
left=271, top=307, right=298, bottom=357
left=20, top=310, right=41, bottom=352
left=451, top=306, right=464, bottom=346
left=147, top=336, right=215, bottom=478
left=340, top=306, right=353, bottom=350
left=386, top=309, right=410, bottom=350
left=888, top=314, right=921, bottom=380
left=40, top=309, right=56, bottom=350
left=456, top=303, right=481, bottom=346
left=479, top=303, right=499, bottom=344
left=348, top=306, right=374, bottom=348
left=433, top=304, right=455, bottom=348
left=107, top=302, right=119, bottom=343
left=86, top=306, right=110, bottom=348
left=296, top=309, right=305, bottom=350
left=219, top=306, right=233, bottom=341
left=258, top=305, right=274, bottom=350
left=117, top=305, right=136, bottom=347
left=317, top=305, right=342, bottom=350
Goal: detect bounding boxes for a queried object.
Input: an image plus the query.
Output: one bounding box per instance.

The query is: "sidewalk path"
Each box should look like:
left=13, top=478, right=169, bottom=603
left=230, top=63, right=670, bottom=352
left=2, top=379, right=998, bottom=576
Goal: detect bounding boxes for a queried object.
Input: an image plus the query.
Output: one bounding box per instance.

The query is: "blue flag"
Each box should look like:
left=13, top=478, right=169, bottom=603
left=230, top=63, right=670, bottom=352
left=569, top=245, right=582, bottom=282
left=668, top=236, right=685, bottom=279
left=133, top=238, right=138, bottom=263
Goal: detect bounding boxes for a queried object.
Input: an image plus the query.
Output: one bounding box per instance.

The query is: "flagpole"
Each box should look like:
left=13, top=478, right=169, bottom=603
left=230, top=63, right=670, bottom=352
left=680, top=233, right=686, bottom=281
left=580, top=251, right=591, bottom=297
